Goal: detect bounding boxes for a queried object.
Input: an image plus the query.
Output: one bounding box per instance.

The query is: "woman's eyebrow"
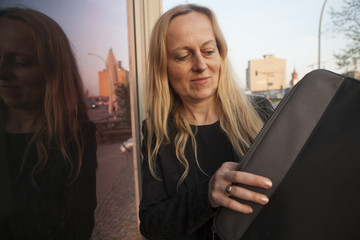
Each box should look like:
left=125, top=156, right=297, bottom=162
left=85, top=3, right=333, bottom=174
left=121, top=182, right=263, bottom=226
left=201, top=39, right=216, bottom=48
left=170, top=39, right=216, bottom=53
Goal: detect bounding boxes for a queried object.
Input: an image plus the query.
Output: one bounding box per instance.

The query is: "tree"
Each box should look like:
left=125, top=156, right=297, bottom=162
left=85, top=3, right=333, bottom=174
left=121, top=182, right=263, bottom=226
left=330, top=0, right=360, bottom=71
left=115, top=82, right=131, bottom=126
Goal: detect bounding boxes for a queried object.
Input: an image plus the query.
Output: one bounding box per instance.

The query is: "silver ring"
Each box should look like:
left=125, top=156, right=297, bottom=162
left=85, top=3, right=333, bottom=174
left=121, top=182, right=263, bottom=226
left=225, top=185, right=233, bottom=195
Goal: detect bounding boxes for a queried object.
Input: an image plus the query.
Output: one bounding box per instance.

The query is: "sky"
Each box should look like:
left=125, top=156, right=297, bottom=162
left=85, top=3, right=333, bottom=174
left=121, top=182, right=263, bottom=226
left=163, top=0, right=349, bottom=87
left=1, top=0, right=350, bottom=95
left=1, top=0, right=129, bottom=96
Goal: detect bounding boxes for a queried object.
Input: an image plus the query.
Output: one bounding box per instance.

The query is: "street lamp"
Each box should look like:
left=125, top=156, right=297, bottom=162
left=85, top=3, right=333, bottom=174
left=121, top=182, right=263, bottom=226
left=88, top=52, right=106, bottom=102
left=88, top=52, right=106, bottom=64
left=318, top=0, right=328, bottom=69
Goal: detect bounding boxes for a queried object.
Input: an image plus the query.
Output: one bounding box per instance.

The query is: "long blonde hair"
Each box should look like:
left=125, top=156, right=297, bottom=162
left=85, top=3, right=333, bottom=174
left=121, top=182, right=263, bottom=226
left=0, top=8, right=89, bottom=184
left=145, top=4, right=263, bottom=187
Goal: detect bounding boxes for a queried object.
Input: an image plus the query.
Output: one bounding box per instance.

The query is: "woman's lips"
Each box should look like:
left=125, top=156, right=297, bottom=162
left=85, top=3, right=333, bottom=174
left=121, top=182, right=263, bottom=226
left=191, top=77, right=209, bottom=85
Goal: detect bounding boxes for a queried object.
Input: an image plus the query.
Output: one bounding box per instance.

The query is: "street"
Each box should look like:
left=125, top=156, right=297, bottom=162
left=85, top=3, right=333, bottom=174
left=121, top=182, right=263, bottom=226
left=88, top=105, right=142, bottom=240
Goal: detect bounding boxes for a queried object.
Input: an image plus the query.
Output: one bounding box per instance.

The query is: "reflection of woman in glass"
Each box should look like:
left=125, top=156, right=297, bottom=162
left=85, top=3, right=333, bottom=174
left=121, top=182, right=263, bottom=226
left=139, top=4, right=274, bottom=239
left=0, top=8, right=97, bottom=239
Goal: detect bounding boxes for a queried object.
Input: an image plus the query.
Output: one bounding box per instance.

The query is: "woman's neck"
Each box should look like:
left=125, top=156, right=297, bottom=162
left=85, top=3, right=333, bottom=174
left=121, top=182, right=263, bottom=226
left=181, top=97, right=219, bottom=126
left=5, top=107, right=41, bottom=133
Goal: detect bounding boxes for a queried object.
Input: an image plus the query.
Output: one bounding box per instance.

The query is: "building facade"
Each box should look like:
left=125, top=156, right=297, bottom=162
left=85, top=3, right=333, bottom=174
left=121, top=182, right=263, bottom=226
left=98, top=61, right=128, bottom=97
left=246, top=54, right=286, bottom=98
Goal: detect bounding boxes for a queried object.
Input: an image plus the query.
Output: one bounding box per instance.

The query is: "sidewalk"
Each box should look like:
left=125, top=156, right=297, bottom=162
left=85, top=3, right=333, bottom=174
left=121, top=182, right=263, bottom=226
left=91, top=140, right=142, bottom=240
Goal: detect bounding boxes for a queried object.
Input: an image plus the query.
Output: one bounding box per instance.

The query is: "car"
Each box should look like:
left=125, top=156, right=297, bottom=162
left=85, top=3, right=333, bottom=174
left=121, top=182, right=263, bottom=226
left=120, top=138, right=133, bottom=153
left=87, top=98, right=98, bottom=109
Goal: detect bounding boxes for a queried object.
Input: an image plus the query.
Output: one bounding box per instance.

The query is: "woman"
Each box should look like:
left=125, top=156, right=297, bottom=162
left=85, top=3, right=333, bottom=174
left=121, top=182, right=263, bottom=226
left=140, top=4, right=274, bottom=240
left=0, top=7, right=97, bottom=239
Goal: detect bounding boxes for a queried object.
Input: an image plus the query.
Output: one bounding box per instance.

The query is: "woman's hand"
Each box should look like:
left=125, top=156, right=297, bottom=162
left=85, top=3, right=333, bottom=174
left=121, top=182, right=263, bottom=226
left=208, top=162, right=272, bottom=214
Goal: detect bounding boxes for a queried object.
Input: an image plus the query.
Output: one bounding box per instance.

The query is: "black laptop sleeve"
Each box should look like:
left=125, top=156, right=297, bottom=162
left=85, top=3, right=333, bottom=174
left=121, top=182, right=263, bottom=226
left=214, top=69, right=360, bottom=240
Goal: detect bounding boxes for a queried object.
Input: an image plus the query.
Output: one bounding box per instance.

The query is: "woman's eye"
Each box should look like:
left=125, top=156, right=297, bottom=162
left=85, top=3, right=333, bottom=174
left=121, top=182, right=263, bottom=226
left=14, top=60, right=26, bottom=65
left=9, top=56, right=36, bottom=67
left=203, top=49, right=215, bottom=56
left=176, top=55, right=188, bottom=61
left=13, top=57, right=33, bottom=67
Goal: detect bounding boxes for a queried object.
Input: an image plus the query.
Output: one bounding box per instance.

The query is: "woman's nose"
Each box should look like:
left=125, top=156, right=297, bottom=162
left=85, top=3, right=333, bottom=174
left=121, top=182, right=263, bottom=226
left=192, top=53, right=207, bottom=72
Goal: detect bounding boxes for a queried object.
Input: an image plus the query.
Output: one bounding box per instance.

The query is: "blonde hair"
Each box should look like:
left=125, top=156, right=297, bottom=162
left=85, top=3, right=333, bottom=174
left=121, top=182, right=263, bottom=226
left=0, top=8, right=89, bottom=184
left=145, top=4, right=263, bottom=187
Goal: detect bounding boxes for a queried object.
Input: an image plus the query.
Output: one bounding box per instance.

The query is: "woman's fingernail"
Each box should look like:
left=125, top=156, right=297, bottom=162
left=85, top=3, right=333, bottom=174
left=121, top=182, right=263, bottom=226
left=261, top=196, right=269, bottom=204
left=264, top=180, right=272, bottom=188
left=248, top=207, right=253, bottom=214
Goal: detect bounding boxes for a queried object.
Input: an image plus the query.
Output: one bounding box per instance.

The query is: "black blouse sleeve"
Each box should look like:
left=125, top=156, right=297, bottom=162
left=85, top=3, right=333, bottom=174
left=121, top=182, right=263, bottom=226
left=250, top=95, right=274, bottom=123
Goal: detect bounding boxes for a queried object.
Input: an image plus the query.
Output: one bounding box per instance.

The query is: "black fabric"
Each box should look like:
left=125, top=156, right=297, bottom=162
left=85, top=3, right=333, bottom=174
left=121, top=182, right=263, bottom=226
left=250, top=95, right=274, bottom=124
left=195, top=121, right=234, bottom=180
left=195, top=122, right=235, bottom=240
left=241, top=78, right=360, bottom=240
left=4, top=132, right=32, bottom=182
left=0, top=121, right=97, bottom=240
left=139, top=96, right=274, bottom=240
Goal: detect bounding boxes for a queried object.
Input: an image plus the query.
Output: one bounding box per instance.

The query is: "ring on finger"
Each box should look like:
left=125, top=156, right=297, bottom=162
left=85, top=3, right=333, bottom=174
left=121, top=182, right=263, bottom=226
left=225, top=185, right=233, bottom=195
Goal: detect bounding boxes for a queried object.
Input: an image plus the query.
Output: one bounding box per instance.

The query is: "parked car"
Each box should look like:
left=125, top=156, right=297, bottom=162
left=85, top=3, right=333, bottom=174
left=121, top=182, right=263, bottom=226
left=120, top=138, right=133, bottom=153
left=87, top=98, right=98, bottom=109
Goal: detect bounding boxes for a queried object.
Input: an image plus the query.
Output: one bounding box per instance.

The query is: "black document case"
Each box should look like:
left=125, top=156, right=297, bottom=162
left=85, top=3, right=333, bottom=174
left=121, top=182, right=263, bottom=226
left=215, top=69, right=360, bottom=240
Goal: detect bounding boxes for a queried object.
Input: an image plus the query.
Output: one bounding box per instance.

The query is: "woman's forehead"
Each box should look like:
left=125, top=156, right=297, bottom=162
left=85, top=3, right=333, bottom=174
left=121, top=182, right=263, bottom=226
left=0, top=17, right=36, bottom=56
left=166, top=12, right=215, bottom=50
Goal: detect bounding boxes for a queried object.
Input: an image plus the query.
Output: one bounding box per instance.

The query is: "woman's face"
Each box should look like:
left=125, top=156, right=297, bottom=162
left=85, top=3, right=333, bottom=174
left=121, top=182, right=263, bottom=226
left=0, top=17, right=44, bottom=111
left=166, top=12, right=221, bottom=105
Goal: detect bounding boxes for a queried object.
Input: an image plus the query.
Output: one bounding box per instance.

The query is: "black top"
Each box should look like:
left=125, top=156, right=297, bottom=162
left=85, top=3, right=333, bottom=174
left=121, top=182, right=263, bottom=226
left=139, top=96, right=274, bottom=240
left=195, top=122, right=234, bottom=180
left=4, top=132, right=31, bottom=182
left=194, top=122, right=236, bottom=240
left=0, top=122, right=97, bottom=240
